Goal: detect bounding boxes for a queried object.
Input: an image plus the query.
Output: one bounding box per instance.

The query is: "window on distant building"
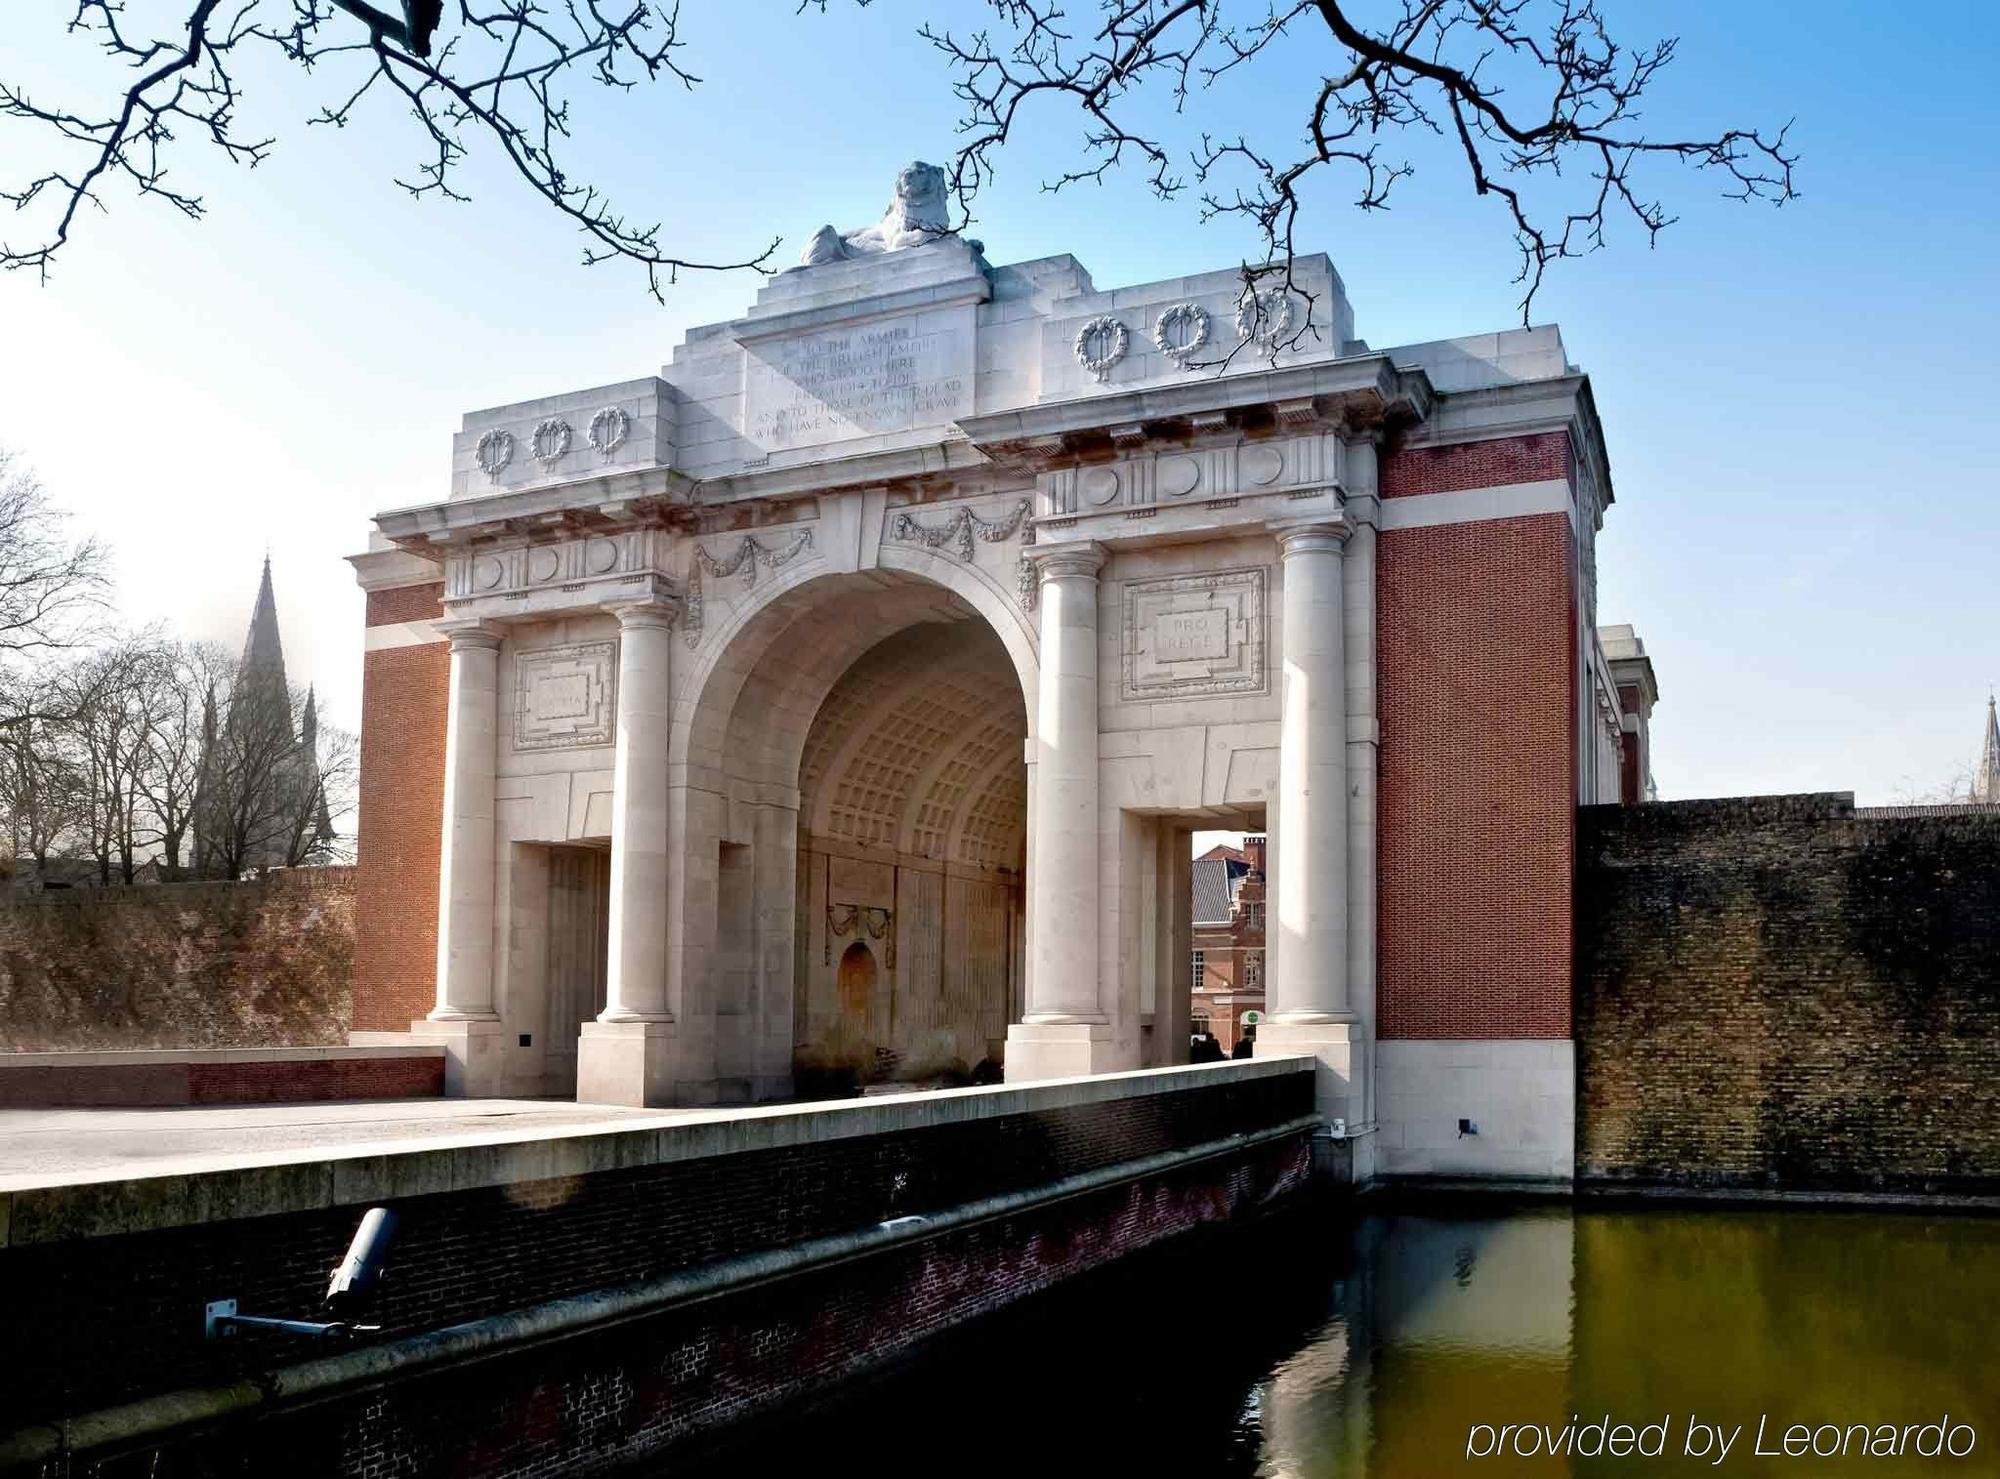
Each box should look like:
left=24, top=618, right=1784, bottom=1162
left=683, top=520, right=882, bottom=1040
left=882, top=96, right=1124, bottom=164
left=1191, top=1012, right=1211, bottom=1035
left=1191, top=949, right=1205, bottom=991
left=1245, top=951, right=1263, bottom=990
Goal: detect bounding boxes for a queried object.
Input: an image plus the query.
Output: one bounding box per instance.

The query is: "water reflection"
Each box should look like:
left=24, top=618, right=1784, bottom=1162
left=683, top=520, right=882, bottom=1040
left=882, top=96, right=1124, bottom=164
left=657, top=1201, right=1999, bottom=1478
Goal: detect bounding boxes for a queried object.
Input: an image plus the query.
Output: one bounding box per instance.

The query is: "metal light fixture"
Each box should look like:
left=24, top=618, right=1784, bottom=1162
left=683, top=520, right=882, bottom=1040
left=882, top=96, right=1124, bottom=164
left=205, top=1207, right=399, bottom=1342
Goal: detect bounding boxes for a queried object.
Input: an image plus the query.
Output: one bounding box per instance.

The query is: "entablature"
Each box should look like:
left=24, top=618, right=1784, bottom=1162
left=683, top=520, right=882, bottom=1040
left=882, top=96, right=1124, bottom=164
left=957, top=353, right=1431, bottom=473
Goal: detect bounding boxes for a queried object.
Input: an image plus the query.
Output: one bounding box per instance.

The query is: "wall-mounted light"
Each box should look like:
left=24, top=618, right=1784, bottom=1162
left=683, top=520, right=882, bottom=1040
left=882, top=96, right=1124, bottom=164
left=206, top=1207, right=399, bottom=1341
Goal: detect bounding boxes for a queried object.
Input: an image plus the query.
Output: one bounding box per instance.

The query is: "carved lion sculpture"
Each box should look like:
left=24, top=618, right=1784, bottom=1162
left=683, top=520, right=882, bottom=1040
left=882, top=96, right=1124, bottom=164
left=798, top=161, right=956, bottom=267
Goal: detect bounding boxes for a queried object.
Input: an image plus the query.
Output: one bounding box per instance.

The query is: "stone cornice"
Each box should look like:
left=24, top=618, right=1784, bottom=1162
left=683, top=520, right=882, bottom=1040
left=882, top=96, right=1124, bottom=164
left=374, top=470, right=695, bottom=552
left=957, top=354, right=1432, bottom=471
left=1396, top=371, right=1613, bottom=521
left=729, top=276, right=992, bottom=345
left=347, top=546, right=443, bottom=593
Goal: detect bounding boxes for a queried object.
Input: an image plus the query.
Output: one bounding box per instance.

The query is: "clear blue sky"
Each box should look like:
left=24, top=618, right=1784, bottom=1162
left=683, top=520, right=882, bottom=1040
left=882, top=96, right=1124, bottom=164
left=3, top=1, right=1996, bottom=803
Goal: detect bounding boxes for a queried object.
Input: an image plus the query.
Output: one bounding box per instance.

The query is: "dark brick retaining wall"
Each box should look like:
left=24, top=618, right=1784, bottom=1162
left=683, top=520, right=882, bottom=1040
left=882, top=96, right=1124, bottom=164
left=0, top=1066, right=1315, bottom=1468
left=1576, top=793, right=2000, bottom=1196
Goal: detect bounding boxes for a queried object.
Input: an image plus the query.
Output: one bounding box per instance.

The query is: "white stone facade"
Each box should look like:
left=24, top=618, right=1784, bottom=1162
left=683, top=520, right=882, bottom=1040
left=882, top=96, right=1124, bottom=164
left=353, top=185, right=1635, bottom=1182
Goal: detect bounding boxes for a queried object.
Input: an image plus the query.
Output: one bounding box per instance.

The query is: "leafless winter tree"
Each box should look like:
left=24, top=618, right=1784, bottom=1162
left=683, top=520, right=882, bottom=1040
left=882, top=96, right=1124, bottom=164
left=2, top=0, right=778, bottom=297
left=6, top=1, right=1793, bottom=316
left=919, top=0, right=1798, bottom=344
left=191, top=666, right=353, bottom=879
left=0, top=448, right=109, bottom=679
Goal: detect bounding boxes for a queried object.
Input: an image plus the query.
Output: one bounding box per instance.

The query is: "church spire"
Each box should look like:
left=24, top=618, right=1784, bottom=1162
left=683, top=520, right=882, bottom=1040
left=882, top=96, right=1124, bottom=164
left=1976, top=692, right=2000, bottom=804
left=240, top=553, right=288, bottom=690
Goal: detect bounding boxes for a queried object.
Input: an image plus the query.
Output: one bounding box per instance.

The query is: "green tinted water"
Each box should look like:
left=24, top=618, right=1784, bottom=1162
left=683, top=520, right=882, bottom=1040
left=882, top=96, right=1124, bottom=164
left=673, top=1201, right=2000, bottom=1477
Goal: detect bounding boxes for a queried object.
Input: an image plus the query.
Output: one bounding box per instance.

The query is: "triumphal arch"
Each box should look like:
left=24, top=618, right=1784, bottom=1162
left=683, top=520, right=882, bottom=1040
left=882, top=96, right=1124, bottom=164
left=351, top=165, right=1645, bottom=1183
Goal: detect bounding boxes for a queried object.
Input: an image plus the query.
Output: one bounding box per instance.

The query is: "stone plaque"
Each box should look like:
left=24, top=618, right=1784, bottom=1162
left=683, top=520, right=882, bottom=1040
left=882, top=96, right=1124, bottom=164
left=742, top=309, right=974, bottom=454
left=514, top=642, right=617, bottom=751
left=1123, top=568, right=1267, bottom=702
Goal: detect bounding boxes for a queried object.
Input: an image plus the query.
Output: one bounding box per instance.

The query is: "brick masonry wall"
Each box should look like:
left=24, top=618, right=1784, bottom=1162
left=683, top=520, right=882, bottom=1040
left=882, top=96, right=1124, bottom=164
left=85, top=1139, right=1308, bottom=1479
left=1576, top=794, right=2000, bottom=1194
left=354, top=589, right=449, bottom=1031
left=1375, top=501, right=1577, bottom=1039
left=0, top=869, right=356, bottom=1051
left=0, top=1070, right=1314, bottom=1467
left=0, top=1052, right=442, bottom=1108
left=1379, top=429, right=1572, bottom=499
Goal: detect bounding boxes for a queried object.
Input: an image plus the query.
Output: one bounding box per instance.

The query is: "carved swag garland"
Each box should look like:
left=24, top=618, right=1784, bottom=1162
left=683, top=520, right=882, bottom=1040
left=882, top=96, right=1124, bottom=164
left=887, top=498, right=1039, bottom=610
left=681, top=530, right=814, bottom=647
left=826, top=903, right=895, bottom=968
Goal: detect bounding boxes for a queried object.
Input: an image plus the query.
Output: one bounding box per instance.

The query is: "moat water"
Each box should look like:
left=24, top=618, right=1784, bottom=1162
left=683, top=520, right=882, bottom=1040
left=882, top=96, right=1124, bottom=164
left=670, top=1198, right=1999, bottom=1477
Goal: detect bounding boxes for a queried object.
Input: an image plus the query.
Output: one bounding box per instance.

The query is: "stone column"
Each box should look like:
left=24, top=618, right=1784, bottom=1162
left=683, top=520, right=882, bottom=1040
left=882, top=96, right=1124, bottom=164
left=424, top=619, right=506, bottom=1095
left=578, top=597, right=681, bottom=1106
left=1257, top=520, right=1360, bottom=1132
left=1007, top=543, right=1114, bottom=1080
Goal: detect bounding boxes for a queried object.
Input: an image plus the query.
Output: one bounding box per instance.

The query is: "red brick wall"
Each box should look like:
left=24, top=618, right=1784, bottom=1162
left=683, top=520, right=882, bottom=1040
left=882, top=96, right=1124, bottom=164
left=0, top=1051, right=444, bottom=1107
left=366, top=582, right=446, bottom=626
left=1376, top=443, right=1578, bottom=1039
left=354, top=592, right=449, bottom=1031
left=1380, top=430, right=1572, bottom=499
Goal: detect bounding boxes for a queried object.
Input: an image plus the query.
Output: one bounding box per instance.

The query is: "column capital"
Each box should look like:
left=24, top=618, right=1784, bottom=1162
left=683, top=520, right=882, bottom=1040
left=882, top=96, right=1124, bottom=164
left=604, top=595, right=681, bottom=631
left=1270, top=517, right=1352, bottom=558
left=434, top=617, right=507, bottom=650
left=1030, top=541, right=1108, bottom=583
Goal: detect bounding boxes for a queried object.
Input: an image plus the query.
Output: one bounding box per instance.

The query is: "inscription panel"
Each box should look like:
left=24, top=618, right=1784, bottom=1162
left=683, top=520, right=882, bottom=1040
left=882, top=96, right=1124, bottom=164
left=514, top=642, right=617, bottom=752
left=1123, top=568, right=1268, bottom=702
left=742, top=308, right=974, bottom=454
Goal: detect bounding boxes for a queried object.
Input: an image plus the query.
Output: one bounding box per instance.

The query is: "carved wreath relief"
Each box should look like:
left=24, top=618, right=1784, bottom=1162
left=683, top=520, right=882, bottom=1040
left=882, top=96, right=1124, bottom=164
left=531, top=418, right=573, bottom=470
left=1122, top=567, right=1268, bottom=702
left=475, top=429, right=514, bottom=480
left=587, top=406, right=629, bottom=460
left=514, top=642, right=618, bottom=751
left=1236, top=288, right=1295, bottom=355
left=1072, top=316, right=1129, bottom=382
left=1153, top=303, right=1210, bottom=366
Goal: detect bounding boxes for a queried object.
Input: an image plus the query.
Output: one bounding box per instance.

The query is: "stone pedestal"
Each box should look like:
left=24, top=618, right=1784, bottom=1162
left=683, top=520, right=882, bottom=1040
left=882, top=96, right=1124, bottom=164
left=1254, top=1019, right=1370, bottom=1180
left=576, top=1020, right=678, bottom=1107
left=411, top=1016, right=506, bottom=1098
left=1005, top=1021, right=1120, bottom=1082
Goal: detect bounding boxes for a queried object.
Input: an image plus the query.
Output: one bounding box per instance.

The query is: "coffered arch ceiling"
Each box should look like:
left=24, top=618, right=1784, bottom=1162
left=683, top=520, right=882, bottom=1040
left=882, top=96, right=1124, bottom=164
left=799, top=622, right=1027, bottom=872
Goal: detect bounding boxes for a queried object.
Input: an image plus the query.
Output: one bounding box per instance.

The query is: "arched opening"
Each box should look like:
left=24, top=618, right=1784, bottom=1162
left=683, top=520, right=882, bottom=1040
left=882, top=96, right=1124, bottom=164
left=794, top=619, right=1027, bottom=1095
left=674, top=562, right=1033, bottom=1104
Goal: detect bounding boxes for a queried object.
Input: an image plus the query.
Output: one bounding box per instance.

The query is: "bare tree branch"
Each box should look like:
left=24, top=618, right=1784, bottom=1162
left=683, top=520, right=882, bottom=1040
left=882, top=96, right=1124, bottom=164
left=3, top=0, right=782, bottom=297
left=919, top=0, right=1797, bottom=322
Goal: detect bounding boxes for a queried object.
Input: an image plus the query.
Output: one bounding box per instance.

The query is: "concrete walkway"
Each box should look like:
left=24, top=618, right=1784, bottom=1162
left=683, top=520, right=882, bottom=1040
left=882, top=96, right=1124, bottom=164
left=0, top=1097, right=682, bottom=1190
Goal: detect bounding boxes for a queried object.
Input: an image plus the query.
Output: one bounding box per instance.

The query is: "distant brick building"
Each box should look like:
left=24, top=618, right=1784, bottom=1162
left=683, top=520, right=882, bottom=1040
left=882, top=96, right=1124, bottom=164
left=1191, top=837, right=1266, bottom=1052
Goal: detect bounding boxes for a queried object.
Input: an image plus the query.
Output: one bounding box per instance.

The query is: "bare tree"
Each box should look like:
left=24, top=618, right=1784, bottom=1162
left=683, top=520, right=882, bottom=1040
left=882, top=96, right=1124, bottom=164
left=0, top=701, right=88, bottom=879
left=6, top=3, right=1793, bottom=313
left=61, top=637, right=174, bottom=884
left=919, top=0, right=1797, bottom=329
left=2, top=0, right=779, bottom=296
left=0, top=448, right=109, bottom=674
left=133, top=639, right=228, bottom=880
left=192, top=668, right=348, bottom=878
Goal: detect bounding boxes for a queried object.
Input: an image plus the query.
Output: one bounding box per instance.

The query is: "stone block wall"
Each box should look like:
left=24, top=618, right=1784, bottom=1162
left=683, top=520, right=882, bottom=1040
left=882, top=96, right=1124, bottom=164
left=0, top=868, right=356, bottom=1052
left=1576, top=794, right=2000, bottom=1195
